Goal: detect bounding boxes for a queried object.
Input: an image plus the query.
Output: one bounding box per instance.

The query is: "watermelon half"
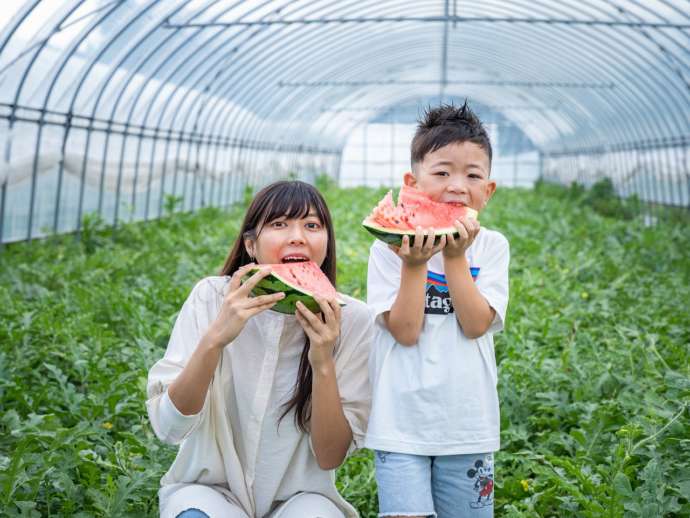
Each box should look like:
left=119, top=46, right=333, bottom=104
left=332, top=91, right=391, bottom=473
left=362, top=185, right=478, bottom=246
left=243, top=260, right=344, bottom=314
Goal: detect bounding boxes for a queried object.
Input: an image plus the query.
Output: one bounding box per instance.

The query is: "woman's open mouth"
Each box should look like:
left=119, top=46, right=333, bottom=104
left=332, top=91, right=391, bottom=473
left=280, top=254, right=310, bottom=263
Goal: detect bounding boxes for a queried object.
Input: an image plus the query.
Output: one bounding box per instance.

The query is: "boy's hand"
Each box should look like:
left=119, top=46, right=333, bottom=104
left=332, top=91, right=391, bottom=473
left=443, top=217, right=480, bottom=259
left=389, top=226, right=447, bottom=267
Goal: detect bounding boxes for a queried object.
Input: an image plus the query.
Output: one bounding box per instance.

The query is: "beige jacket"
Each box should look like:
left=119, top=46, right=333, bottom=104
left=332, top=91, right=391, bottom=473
left=146, top=276, right=373, bottom=517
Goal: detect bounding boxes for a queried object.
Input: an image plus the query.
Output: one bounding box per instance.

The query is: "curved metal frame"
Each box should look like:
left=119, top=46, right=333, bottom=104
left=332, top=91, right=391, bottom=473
left=0, top=0, right=688, bottom=243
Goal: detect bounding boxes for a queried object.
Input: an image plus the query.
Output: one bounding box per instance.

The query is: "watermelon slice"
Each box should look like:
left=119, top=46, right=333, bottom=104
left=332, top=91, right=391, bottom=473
left=362, top=185, right=478, bottom=245
left=243, top=261, right=344, bottom=314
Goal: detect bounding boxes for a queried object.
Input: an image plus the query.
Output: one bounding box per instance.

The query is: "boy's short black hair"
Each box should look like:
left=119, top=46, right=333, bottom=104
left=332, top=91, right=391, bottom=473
left=411, top=101, right=492, bottom=169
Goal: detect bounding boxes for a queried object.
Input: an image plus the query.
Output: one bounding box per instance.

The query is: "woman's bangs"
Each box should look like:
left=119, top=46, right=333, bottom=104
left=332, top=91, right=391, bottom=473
left=261, top=185, right=326, bottom=226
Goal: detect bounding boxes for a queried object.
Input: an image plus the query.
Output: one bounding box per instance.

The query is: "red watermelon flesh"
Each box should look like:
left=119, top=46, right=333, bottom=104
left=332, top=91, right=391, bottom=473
left=368, top=185, right=477, bottom=231
left=268, top=261, right=337, bottom=299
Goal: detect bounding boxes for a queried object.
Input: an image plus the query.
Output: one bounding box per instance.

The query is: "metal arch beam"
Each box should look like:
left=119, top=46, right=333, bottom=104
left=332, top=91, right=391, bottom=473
left=6, top=0, right=688, bottom=147
left=145, top=0, right=346, bottom=203
left=1, top=0, right=684, bottom=246
left=105, top=0, right=680, bottom=177
left=4, top=0, right=684, bottom=223
left=224, top=0, right=684, bottom=178
left=220, top=50, right=560, bottom=179
left=48, top=0, right=168, bottom=233
left=87, top=1, right=229, bottom=223
left=270, top=40, right=577, bottom=146
left=219, top=21, right=628, bottom=165
left=149, top=1, right=290, bottom=214
left=160, top=0, right=684, bottom=154
left=231, top=18, right=676, bottom=177
left=202, top=2, right=556, bottom=162
left=0, top=0, right=40, bottom=245
left=0, top=1, right=42, bottom=57
left=162, top=15, right=690, bottom=30
left=98, top=0, right=266, bottom=218
left=614, top=2, right=690, bottom=91
left=296, top=0, right=684, bottom=144
left=4, top=0, right=90, bottom=241
left=539, top=0, right=688, bottom=141
left=271, top=55, right=575, bottom=148
left=199, top=1, right=636, bottom=154
left=241, top=0, right=684, bottom=156
left=218, top=5, right=568, bottom=181
left=29, top=1, right=128, bottom=234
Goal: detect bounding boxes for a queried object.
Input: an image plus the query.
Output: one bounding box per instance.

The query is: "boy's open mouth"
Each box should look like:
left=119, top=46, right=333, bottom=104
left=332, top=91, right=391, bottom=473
left=280, top=254, right=310, bottom=263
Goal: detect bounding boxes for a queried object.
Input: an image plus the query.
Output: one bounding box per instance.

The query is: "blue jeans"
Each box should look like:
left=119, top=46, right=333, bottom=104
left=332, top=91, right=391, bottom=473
left=374, top=451, right=494, bottom=518
left=176, top=510, right=210, bottom=518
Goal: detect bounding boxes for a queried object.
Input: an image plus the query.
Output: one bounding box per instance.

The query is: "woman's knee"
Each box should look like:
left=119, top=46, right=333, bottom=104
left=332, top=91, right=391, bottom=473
left=270, top=492, right=345, bottom=518
left=162, top=484, right=248, bottom=518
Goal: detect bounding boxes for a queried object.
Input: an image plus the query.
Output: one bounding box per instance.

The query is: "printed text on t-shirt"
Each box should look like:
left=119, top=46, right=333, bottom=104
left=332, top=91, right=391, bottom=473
left=425, top=268, right=479, bottom=314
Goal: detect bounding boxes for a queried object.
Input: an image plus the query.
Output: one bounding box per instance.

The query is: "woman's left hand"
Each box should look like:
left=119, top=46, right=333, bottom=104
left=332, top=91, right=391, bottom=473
left=295, top=297, right=341, bottom=369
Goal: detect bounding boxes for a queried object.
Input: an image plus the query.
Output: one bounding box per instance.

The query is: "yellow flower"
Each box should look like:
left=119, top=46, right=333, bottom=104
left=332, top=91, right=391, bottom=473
left=102, top=422, right=113, bottom=430
left=581, top=291, right=589, bottom=300
left=520, top=479, right=530, bottom=492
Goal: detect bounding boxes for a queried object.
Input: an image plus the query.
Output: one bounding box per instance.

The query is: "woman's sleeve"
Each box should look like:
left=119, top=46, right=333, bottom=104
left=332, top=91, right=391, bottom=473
left=366, top=241, right=401, bottom=322
left=335, top=302, right=375, bottom=452
left=146, top=279, right=214, bottom=445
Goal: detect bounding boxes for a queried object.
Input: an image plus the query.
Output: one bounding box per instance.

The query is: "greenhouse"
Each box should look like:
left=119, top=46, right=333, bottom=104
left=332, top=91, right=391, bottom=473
left=0, top=1, right=688, bottom=517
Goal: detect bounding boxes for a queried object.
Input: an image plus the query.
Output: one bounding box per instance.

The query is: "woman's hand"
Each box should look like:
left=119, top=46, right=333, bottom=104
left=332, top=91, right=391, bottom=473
left=443, top=217, right=480, bottom=259
left=295, top=296, right=341, bottom=370
left=206, top=264, right=285, bottom=349
left=390, top=226, right=447, bottom=268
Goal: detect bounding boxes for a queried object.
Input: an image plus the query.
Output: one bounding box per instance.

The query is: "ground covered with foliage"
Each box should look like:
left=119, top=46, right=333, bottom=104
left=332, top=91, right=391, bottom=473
left=1, top=181, right=689, bottom=517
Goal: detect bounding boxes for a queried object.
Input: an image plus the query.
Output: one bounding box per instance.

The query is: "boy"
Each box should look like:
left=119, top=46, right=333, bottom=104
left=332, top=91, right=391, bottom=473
left=365, top=102, right=509, bottom=518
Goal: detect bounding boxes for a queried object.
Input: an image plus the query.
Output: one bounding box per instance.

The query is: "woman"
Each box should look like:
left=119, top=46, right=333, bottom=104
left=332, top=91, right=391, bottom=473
left=146, top=181, right=373, bottom=518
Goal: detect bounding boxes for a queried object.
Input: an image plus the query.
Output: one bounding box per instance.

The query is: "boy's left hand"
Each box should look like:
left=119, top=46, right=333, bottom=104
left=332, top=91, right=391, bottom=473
left=443, top=217, right=480, bottom=259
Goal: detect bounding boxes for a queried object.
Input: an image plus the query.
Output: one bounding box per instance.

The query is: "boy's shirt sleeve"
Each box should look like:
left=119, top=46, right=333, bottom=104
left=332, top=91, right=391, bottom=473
left=475, top=232, right=510, bottom=333
left=366, top=240, right=402, bottom=321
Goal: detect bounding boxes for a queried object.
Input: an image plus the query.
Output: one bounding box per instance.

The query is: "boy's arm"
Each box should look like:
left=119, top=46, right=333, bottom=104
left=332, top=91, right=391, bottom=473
left=384, top=228, right=447, bottom=346
left=444, top=254, right=495, bottom=339
left=443, top=217, right=496, bottom=339
left=384, top=262, right=427, bottom=346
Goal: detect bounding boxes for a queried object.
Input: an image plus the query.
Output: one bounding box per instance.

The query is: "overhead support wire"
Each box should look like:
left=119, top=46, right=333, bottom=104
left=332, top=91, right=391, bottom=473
left=320, top=104, right=562, bottom=112
left=278, top=80, right=616, bottom=89
left=163, top=16, right=690, bottom=30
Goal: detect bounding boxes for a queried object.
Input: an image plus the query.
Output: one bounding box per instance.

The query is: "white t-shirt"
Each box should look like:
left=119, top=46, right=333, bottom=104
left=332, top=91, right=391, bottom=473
left=364, top=228, right=510, bottom=456
left=147, top=276, right=373, bottom=518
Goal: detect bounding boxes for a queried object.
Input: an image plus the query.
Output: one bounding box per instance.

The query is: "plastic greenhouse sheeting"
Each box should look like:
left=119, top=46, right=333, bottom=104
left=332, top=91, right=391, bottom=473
left=1, top=0, right=688, bottom=242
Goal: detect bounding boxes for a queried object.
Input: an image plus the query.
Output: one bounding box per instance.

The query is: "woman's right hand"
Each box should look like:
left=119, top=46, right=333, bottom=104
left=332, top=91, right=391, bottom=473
left=205, top=263, right=285, bottom=349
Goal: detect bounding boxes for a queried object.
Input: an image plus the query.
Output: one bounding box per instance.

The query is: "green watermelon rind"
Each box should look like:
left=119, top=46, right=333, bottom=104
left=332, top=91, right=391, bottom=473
left=362, top=218, right=460, bottom=247
left=243, top=268, right=345, bottom=314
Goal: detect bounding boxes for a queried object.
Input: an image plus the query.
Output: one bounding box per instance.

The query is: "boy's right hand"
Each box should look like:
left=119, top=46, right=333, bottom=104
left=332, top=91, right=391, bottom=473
left=389, top=227, right=447, bottom=267
left=206, top=264, right=285, bottom=349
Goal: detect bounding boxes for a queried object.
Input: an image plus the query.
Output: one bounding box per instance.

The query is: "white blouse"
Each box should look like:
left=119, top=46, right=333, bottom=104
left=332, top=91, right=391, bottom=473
left=146, top=276, right=374, bottom=517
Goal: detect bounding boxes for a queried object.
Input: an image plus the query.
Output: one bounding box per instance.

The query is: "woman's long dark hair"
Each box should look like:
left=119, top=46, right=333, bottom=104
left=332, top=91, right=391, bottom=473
left=220, top=180, right=337, bottom=432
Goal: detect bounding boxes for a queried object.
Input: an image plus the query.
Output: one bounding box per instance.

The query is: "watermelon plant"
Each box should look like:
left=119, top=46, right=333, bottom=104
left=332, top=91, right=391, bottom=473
left=0, top=180, right=688, bottom=517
